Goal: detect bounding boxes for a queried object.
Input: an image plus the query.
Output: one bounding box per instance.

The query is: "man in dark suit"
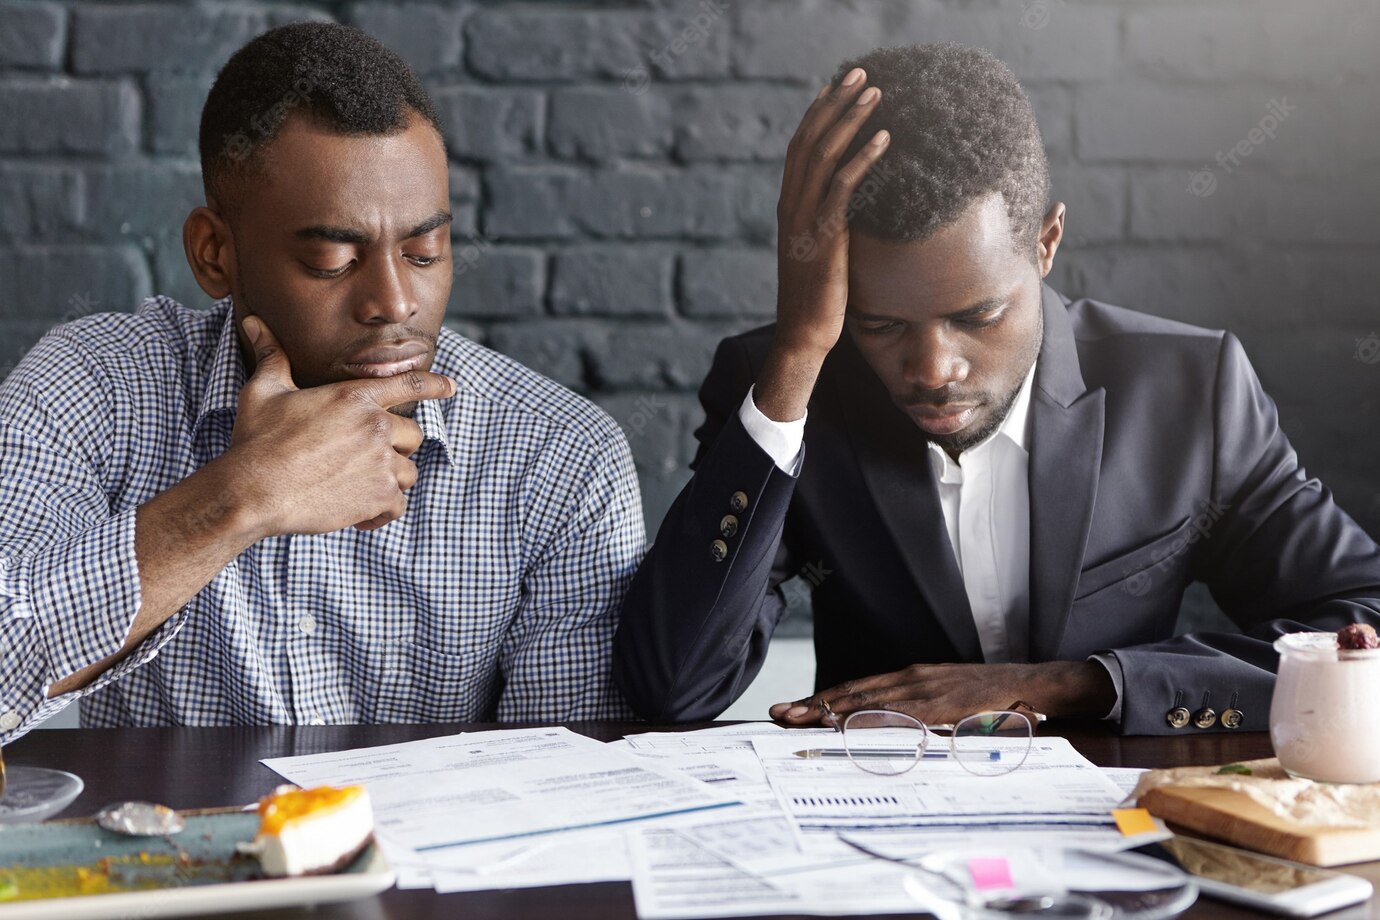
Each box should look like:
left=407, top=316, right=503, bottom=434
left=612, top=43, right=1380, bottom=735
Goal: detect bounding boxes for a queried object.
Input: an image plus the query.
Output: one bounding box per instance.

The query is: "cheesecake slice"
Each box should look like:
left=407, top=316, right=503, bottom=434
left=242, top=785, right=375, bottom=877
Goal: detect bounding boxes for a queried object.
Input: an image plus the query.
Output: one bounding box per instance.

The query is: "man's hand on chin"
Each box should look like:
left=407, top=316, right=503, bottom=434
left=768, top=661, right=1117, bottom=726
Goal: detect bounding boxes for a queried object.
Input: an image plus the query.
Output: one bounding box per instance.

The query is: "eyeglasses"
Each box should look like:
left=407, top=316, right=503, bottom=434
left=819, top=699, right=1046, bottom=777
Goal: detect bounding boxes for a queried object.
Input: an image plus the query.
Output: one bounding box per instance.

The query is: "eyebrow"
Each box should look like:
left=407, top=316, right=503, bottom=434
left=848, top=296, right=1009, bottom=322
left=293, top=209, right=453, bottom=245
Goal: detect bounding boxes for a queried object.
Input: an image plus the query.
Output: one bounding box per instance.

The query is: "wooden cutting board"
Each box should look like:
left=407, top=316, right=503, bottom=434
left=1141, top=784, right=1380, bottom=867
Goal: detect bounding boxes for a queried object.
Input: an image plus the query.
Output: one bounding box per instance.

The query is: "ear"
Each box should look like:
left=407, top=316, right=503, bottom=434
left=1036, top=201, right=1066, bottom=279
left=183, top=202, right=236, bottom=300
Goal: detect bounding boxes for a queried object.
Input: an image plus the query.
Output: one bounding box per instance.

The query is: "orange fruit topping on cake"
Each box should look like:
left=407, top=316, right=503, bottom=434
left=242, top=785, right=374, bottom=877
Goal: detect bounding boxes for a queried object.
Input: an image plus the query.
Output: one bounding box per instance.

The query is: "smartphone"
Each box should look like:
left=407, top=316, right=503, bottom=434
left=1133, top=836, right=1373, bottom=917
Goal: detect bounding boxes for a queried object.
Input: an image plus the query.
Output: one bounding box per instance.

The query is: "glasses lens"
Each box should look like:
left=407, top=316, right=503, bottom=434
left=952, top=711, right=1032, bottom=776
left=842, top=710, right=927, bottom=775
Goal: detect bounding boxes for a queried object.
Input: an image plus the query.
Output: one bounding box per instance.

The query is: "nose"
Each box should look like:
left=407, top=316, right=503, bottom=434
left=901, top=326, right=969, bottom=392
left=355, top=251, right=417, bottom=326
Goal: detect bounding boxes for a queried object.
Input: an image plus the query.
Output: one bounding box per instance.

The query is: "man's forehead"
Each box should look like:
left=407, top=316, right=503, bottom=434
left=237, top=115, right=448, bottom=230
left=848, top=225, right=1029, bottom=317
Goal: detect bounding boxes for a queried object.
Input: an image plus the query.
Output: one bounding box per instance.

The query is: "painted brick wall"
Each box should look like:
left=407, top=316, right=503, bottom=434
left=3, top=0, right=1378, bottom=640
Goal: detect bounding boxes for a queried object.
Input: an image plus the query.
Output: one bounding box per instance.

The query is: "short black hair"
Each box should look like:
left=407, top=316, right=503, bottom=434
left=199, top=22, right=444, bottom=216
left=833, top=43, right=1049, bottom=258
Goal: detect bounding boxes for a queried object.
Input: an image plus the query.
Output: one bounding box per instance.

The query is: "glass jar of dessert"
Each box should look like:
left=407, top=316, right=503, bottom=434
left=1270, top=626, right=1380, bottom=784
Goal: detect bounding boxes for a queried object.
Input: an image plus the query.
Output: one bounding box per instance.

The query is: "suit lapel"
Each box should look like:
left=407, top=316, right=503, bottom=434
left=1027, top=285, right=1105, bottom=660
left=834, top=338, right=982, bottom=661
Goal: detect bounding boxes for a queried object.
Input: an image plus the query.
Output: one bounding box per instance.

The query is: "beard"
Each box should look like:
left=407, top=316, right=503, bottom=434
left=924, top=376, right=1024, bottom=457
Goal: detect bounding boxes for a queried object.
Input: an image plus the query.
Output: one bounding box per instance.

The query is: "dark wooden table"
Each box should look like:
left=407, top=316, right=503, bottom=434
left=6, top=723, right=1377, bottom=920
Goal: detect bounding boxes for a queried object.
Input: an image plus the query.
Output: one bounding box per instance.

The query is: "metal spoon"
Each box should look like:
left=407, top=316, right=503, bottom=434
left=96, top=801, right=186, bottom=837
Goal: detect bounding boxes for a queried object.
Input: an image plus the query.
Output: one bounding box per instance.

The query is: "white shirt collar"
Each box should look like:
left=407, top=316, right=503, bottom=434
left=997, top=358, right=1037, bottom=455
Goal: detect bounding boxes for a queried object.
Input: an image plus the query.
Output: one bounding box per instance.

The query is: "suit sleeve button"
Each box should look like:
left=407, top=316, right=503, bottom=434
left=719, top=514, right=739, bottom=538
left=1192, top=708, right=1217, bottom=729
left=1221, top=708, right=1243, bottom=729
left=711, top=539, right=729, bottom=562
left=1166, top=707, right=1191, bottom=729
left=729, top=491, right=749, bottom=513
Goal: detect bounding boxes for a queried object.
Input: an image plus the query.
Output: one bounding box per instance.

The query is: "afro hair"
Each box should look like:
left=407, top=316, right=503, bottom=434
left=833, top=43, right=1050, bottom=259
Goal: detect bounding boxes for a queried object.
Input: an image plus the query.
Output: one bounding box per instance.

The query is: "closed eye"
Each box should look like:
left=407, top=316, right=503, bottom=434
left=958, top=309, right=1006, bottom=330
left=303, top=261, right=352, bottom=279
left=854, top=320, right=901, bottom=335
left=302, top=253, right=448, bottom=278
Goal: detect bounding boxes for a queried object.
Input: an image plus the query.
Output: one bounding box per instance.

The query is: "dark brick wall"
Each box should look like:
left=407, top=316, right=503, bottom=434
left=2, top=0, right=1378, bottom=638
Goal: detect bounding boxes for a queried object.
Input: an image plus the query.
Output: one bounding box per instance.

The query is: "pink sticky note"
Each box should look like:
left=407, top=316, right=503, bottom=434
left=968, top=857, right=1015, bottom=891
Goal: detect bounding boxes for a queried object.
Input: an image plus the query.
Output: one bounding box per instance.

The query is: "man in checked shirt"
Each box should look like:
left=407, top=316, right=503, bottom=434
left=0, top=23, right=644, bottom=742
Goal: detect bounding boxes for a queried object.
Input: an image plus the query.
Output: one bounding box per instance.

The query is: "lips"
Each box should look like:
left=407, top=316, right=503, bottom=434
left=907, top=403, right=979, bottom=436
left=341, top=342, right=431, bottom=378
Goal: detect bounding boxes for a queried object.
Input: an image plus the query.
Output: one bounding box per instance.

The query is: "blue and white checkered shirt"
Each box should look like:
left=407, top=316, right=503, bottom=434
left=0, top=297, right=644, bottom=742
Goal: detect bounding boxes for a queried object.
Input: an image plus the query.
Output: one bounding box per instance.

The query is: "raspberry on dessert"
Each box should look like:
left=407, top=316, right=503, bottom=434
left=1337, top=623, right=1380, bottom=650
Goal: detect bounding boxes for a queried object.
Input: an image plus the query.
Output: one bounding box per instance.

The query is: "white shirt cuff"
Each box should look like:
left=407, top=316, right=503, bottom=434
left=1088, top=653, right=1125, bottom=722
left=738, top=385, right=805, bottom=476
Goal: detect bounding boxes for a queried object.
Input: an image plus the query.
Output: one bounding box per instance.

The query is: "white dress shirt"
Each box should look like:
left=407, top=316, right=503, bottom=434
left=926, top=363, right=1035, bottom=664
left=738, top=366, right=1123, bottom=719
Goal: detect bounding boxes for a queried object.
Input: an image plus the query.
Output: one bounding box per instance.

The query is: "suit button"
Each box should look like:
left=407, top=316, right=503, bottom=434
left=1193, top=708, right=1217, bottom=729
left=1221, top=708, right=1244, bottom=729
left=719, top=514, right=739, bottom=538
left=729, top=491, right=749, bottom=513
left=711, top=539, right=729, bottom=562
left=1166, top=707, right=1191, bottom=729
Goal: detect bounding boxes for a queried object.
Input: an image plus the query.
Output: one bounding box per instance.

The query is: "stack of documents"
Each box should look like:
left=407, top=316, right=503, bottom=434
left=261, top=724, right=1171, bottom=917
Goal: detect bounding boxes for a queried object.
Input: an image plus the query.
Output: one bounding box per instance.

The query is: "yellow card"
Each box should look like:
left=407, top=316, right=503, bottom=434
left=1112, top=807, right=1157, bottom=836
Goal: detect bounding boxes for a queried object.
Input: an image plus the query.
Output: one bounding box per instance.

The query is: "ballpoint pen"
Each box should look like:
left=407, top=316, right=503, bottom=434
left=793, top=749, right=1002, bottom=761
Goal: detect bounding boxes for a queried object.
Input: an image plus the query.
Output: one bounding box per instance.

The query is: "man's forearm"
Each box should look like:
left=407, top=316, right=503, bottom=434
left=753, top=343, right=827, bottom=423
left=1031, top=661, right=1118, bottom=719
left=47, top=456, right=263, bottom=697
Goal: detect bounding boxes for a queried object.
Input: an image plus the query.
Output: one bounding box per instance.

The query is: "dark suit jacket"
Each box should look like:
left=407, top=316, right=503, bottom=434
left=613, top=284, right=1380, bottom=734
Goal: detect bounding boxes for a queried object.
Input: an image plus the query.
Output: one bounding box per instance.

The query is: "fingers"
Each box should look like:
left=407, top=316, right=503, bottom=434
left=798, top=87, right=885, bottom=214
left=769, top=695, right=836, bottom=725
left=784, top=68, right=868, bottom=193
left=771, top=667, right=927, bottom=724
left=242, top=316, right=297, bottom=392
left=353, top=493, right=408, bottom=532
left=351, top=370, right=456, bottom=410
left=783, top=68, right=879, bottom=208
left=393, top=452, right=419, bottom=491
left=389, top=414, right=425, bottom=458
left=824, top=667, right=932, bottom=714
left=817, top=127, right=891, bottom=223
left=350, top=454, right=415, bottom=532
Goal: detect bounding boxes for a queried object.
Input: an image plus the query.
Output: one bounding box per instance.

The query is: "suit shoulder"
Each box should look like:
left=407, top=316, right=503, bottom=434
left=1065, top=296, right=1239, bottom=402
left=1067, top=297, right=1225, bottom=346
